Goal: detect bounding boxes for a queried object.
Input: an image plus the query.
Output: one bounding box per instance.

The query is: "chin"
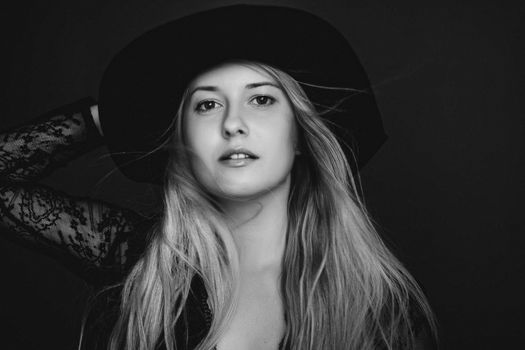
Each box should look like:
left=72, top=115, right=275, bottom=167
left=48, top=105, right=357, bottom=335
left=212, top=176, right=291, bottom=202
left=214, top=184, right=267, bottom=201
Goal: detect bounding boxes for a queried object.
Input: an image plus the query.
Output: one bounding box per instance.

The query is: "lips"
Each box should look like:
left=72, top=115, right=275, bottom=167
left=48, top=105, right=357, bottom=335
left=219, top=148, right=259, bottom=161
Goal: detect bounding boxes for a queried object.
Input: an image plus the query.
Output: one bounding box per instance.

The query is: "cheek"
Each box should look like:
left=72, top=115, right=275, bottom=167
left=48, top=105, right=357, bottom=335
left=182, top=119, right=214, bottom=182
left=184, top=118, right=213, bottom=157
left=277, top=117, right=298, bottom=155
left=264, top=118, right=298, bottom=172
left=183, top=116, right=198, bottom=149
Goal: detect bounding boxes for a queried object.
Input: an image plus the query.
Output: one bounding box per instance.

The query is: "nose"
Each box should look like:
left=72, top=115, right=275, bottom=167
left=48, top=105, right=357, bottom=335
left=222, top=105, right=248, bottom=138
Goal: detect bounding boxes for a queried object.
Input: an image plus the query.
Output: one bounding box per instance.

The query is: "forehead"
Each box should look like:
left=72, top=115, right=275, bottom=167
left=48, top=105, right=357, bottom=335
left=188, top=62, right=276, bottom=90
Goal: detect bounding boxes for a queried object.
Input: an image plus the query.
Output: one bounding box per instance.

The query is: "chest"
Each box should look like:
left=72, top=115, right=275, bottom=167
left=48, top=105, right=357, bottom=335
left=215, top=276, right=285, bottom=350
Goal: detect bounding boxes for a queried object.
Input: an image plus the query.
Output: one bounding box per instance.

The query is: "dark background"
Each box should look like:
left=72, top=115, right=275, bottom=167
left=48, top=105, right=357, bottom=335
left=1, top=0, right=523, bottom=349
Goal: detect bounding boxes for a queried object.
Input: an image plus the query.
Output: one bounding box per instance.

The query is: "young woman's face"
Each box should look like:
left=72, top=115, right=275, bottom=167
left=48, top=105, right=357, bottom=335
left=182, top=63, right=298, bottom=200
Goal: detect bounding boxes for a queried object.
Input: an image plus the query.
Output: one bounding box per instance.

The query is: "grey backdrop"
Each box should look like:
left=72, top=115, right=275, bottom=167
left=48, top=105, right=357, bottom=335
left=1, top=0, right=523, bottom=349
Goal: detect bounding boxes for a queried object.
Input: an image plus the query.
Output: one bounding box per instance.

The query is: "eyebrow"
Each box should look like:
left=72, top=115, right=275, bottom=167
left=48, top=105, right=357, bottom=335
left=189, top=81, right=281, bottom=96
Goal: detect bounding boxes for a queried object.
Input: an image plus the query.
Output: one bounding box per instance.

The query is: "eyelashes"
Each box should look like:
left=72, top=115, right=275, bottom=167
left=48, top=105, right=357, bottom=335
left=251, top=95, right=276, bottom=106
left=195, top=100, right=220, bottom=113
left=194, top=95, right=276, bottom=113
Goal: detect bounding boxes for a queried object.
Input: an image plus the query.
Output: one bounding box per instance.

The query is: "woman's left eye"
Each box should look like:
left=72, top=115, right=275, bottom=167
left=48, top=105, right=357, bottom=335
left=250, top=95, right=276, bottom=106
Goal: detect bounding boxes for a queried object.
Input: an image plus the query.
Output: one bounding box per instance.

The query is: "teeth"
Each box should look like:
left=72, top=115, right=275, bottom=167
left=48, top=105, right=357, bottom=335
left=230, top=153, right=249, bottom=160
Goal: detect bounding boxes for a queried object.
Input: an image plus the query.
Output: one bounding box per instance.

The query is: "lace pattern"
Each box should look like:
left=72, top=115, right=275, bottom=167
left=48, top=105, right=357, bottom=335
left=0, top=98, right=143, bottom=270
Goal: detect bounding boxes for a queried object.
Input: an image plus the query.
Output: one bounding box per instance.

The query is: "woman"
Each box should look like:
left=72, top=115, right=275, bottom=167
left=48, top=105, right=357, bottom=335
left=0, top=4, right=437, bottom=350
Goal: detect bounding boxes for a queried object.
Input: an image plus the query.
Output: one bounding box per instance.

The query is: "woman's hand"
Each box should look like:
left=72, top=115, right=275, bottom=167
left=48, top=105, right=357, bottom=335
left=90, top=104, right=103, bottom=136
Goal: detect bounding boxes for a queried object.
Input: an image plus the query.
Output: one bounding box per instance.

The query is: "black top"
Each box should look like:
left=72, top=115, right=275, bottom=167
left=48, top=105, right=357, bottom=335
left=0, top=99, right=435, bottom=349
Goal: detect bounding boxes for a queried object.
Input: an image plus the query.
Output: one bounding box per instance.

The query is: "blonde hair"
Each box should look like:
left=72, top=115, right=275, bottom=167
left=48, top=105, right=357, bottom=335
left=101, top=60, right=436, bottom=350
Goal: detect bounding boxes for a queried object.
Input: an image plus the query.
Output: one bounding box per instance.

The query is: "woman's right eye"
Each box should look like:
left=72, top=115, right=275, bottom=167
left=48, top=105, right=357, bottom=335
left=195, top=100, right=220, bottom=113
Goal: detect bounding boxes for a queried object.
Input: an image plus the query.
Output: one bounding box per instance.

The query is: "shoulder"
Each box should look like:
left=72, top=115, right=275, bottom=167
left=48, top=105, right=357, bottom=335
left=378, top=297, right=438, bottom=350
left=122, top=215, right=158, bottom=268
left=80, top=285, right=123, bottom=350
left=407, top=301, right=439, bottom=350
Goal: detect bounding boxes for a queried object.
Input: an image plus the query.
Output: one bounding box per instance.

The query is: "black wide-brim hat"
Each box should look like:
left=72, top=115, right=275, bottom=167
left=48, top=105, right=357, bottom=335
left=99, top=4, right=387, bottom=184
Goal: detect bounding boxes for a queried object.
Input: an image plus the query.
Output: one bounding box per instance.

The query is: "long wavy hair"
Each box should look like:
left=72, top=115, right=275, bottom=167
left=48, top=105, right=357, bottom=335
left=102, top=60, right=436, bottom=350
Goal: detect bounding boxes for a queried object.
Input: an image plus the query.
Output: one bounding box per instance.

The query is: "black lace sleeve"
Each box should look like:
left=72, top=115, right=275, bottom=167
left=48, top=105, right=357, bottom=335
left=0, top=98, right=146, bottom=271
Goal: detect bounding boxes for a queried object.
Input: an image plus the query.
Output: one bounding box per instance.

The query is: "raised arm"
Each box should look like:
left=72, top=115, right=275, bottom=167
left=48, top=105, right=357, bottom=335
left=0, top=98, right=146, bottom=271
left=0, top=98, right=101, bottom=182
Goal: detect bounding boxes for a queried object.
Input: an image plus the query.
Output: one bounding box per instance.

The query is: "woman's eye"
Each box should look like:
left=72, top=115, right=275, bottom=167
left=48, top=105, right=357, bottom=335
left=251, top=95, right=276, bottom=106
left=195, top=100, right=220, bottom=113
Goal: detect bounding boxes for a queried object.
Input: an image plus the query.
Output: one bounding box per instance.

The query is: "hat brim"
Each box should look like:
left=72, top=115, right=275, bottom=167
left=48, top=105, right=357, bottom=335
left=99, top=4, right=387, bottom=184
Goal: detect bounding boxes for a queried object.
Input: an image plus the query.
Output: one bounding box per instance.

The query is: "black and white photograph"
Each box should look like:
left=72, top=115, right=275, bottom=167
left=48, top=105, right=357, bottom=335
left=0, top=1, right=523, bottom=349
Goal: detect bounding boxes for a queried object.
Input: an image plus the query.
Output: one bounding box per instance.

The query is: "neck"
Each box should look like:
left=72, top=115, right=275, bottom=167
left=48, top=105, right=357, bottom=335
left=219, top=177, right=290, bottom=274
